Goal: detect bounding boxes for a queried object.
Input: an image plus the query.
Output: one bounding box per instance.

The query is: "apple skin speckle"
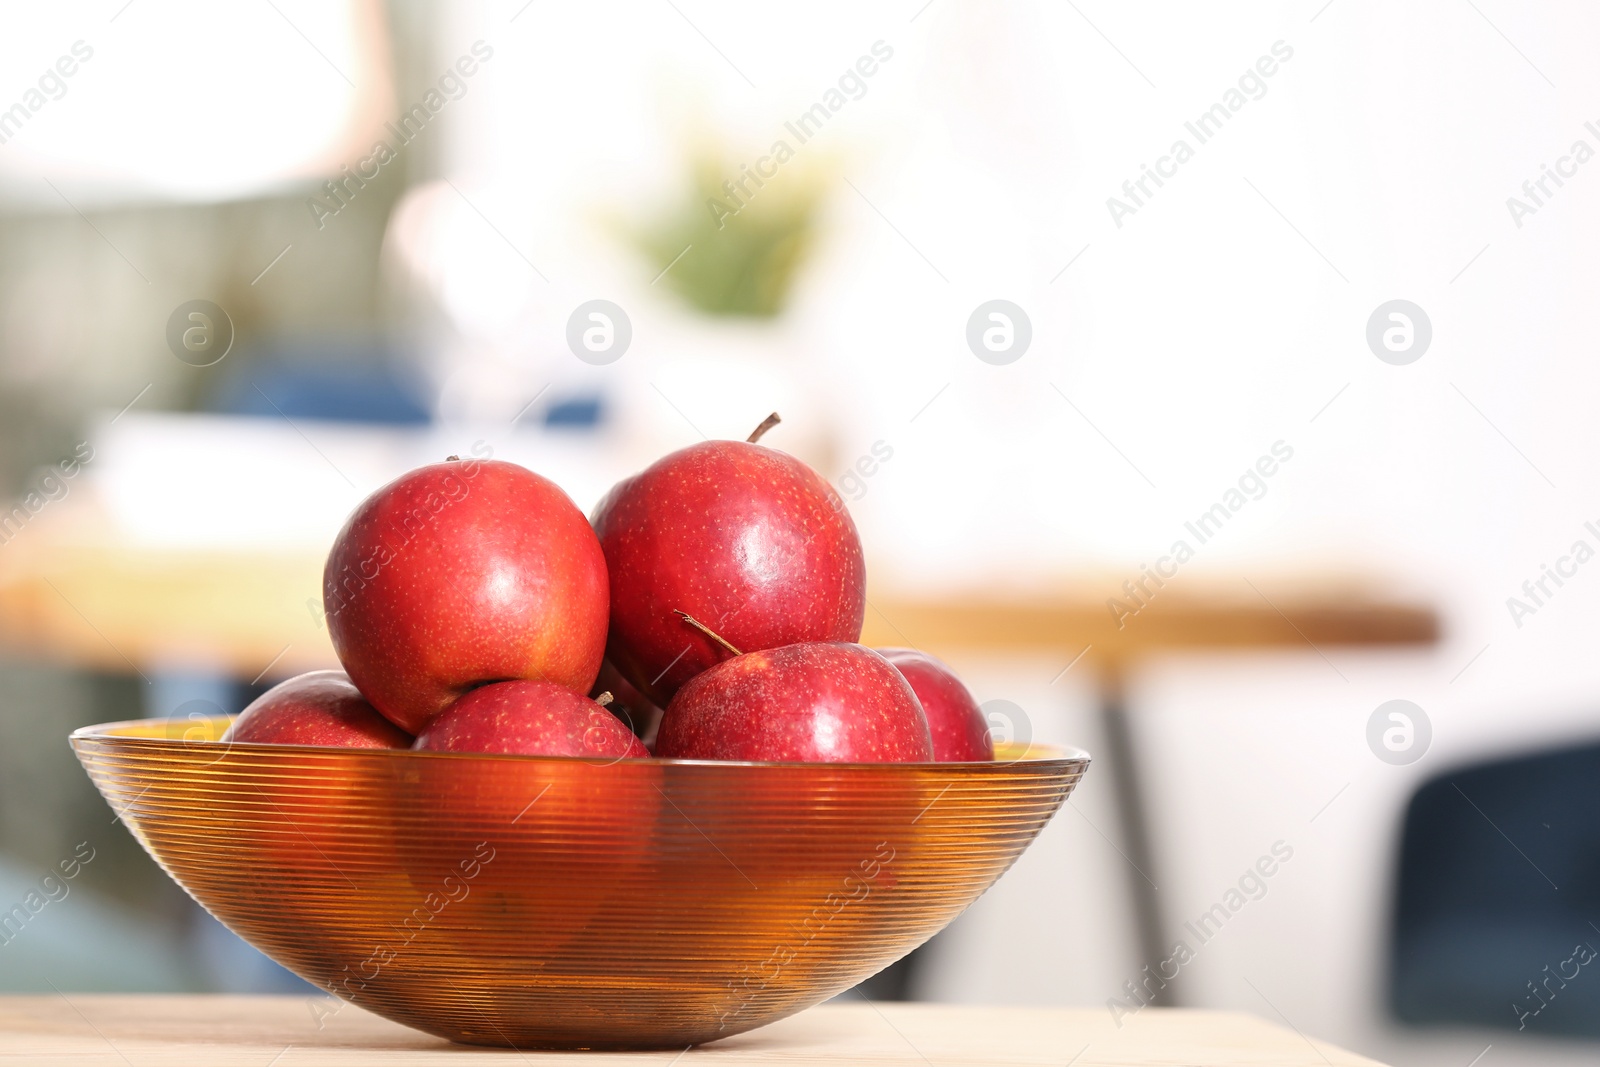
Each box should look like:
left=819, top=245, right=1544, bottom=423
left=592, top=441, right=866, bottom=707
left=655, top=643, right=933, bottom=763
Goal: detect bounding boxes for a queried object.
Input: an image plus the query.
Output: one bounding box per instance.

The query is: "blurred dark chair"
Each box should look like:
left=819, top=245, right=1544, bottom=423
left=1391, top=739, right=1600, bottom=1037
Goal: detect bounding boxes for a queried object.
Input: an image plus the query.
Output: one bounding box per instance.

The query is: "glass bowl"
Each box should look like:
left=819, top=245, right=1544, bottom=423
left=71, top=716, right=1088, bottom=1049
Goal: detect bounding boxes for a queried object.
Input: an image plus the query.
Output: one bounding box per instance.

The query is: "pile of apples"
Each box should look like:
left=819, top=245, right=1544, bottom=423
left=223, top=415, right=994, bottom=765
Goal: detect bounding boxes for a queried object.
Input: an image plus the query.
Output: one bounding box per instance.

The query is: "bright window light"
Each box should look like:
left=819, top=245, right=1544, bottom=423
left=0, top=0, right=391, bottom=206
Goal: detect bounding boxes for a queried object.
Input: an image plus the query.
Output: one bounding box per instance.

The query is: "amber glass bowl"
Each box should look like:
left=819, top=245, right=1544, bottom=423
left=72, top=717, right=1088, bottom=1049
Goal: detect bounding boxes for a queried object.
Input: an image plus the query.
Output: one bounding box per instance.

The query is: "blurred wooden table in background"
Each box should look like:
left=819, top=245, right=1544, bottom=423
left=0, top=503, right=1439, bottom=679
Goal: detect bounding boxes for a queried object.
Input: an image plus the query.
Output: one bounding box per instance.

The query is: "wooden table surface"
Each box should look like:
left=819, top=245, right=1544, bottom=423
left=0, top=996, right=1390, bottom=1066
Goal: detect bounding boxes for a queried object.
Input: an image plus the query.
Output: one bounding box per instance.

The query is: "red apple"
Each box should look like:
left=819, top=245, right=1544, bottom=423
left=412, top=680, right=648, bottom=760
left=218, top=670, right=410, bottom=961
left=589, top=659, right=663, bottom=751
left=591, top=415, right=866, bottom=706
left=324, top=457, right=609, bottom=734
left=221, top=670, right=412, bottom=748
left=655, top=642, right=932, bottom=763
left=878, top=649, right=993, bottom=761
left=402, top=681, right=658, bottom=978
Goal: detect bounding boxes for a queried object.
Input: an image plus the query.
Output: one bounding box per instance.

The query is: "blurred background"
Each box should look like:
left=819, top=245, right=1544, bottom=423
left=2, top=1, right=1598, bottom=1064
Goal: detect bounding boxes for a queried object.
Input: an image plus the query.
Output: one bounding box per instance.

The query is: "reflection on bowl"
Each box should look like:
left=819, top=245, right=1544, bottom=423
left=71, top=717, right=1088, bottom=1049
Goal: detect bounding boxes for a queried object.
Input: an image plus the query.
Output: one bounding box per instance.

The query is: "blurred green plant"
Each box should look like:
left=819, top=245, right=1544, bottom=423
left=630, top=149, right=832, bottom=318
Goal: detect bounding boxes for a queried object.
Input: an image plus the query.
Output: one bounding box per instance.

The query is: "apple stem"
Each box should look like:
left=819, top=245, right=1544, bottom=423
left=446, top=454, right=460, bottom=461
left=746, top=412, right=781, bottom=443
left=595, top=692, right=614, bottom=707
left=675, top=611, right=743, bottom=657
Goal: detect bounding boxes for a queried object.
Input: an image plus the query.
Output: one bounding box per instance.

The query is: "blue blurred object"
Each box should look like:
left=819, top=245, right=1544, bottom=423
left=206, top=336, right=432, bottom=424
left=1390, top=740, right=1600, bottom=1037
left=544, top=393, right=603, bottom=429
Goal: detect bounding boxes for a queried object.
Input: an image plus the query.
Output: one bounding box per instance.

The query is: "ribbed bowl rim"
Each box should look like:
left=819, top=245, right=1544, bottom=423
left=71, top=716, right=1090, bottom=772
